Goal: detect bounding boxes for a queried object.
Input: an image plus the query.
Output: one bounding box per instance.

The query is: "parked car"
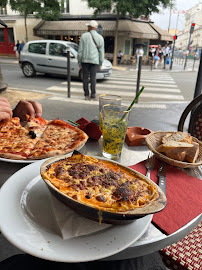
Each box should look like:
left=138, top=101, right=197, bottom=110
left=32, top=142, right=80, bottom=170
left=19, top=40, right=112, bottom=80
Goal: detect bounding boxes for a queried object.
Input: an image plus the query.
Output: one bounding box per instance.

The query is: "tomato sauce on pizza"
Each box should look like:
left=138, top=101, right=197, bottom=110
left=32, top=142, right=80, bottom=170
left=0, top=116, right=88, bottom=160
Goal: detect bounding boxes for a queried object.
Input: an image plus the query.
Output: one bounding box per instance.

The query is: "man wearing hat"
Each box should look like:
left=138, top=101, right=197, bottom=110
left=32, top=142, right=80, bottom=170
left=78, top=20, right=104, bottom=100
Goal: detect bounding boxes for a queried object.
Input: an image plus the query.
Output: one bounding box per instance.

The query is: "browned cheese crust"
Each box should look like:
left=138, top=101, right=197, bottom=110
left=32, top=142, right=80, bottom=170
left=41, top=153, right=159, bottom=213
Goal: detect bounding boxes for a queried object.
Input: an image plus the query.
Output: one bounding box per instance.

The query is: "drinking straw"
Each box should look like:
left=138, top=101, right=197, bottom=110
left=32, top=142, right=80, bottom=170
left=68, top=120, right=79, bottom=126
left=121, top=86, right=145, bottom=121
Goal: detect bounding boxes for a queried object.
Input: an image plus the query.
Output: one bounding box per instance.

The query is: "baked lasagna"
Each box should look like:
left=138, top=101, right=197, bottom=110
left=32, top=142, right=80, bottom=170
left=41, top=152, right=159, bottom=213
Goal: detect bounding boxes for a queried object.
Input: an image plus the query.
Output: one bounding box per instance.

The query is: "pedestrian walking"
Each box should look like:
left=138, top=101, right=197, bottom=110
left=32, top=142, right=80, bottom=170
left=163, top=44, right=170, bottom=69
left=117, top=50, right=123, bottom=64
left=15, top=40, right=20, bottom=54
left=18, top=41, right=25, bottom=59
left=136, top=45, right=144, bottom=70
left=154, top=54, right=160, bottom=69
left=78, top=20, right=105, bottom=100
left=157, top=44, right=163, bottom=65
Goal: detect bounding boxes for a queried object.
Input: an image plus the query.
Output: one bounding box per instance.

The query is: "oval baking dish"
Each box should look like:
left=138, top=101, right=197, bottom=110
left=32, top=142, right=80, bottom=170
left=40, top=152, right=167, bottom=225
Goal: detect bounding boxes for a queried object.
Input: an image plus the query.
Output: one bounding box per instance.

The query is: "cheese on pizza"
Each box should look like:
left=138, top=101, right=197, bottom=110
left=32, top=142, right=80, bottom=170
left=29, top=119, right=88, bottom=159
left=25, top=115, right=48, bottom=136
left=41, top=153, right=159, bottom=212
left=0, top=117, right=39, bottom=159
left=0, top=117, right=88, bottom=160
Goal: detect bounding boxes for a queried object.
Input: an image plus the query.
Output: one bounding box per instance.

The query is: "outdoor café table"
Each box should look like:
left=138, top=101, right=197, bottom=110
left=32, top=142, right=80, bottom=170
left=0, top=138, right=201, bottom=263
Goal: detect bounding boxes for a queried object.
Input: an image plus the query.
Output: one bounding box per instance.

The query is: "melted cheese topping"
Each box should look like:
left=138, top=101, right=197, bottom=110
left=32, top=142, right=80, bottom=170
left=0, top=118, right=38, bottom=156
left=42, top=154, right=159, bottom=213
left=0, top=117, right=87, bottom=159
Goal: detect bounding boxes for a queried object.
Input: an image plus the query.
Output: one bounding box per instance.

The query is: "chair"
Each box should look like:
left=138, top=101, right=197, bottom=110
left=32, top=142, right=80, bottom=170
left=178, top=94, right=202, bottom=141
left=122, top=55, right=131, bottom=65
left=160, top=220, right=202, bottom=270
left=129, top=56, right=136, bottom=65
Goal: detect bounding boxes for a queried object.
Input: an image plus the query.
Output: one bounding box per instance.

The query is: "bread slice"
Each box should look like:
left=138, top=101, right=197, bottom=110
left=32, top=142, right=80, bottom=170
left=156, top=141, right=193, bottom=151
left=156, top=142, right=193, bottom=162
left=185, top=142, right=199, bottom=163
left=162, top=132, right=192, bottom=144
left=164, top=149, right=187, bottom=162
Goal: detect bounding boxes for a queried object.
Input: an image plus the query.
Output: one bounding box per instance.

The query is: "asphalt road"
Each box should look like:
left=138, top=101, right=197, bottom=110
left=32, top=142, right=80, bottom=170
left=0, top=59, right=199, bottom=103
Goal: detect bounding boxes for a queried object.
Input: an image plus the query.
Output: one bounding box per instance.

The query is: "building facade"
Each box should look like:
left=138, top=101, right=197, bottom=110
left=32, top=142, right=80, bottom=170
left=0, top=0, right=172, bottom=59
left=175, top=3, right=202, bottom=52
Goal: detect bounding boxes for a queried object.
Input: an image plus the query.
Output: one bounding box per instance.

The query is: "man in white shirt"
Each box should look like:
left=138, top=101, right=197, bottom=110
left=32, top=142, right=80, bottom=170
left=78, top=20, right=104, bottom=100
left=136, top=45, right=144, bottom=70
left=163, top=44, right=170, bottom=69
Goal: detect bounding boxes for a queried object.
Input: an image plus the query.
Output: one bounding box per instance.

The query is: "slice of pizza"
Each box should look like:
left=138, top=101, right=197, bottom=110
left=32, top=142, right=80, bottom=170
left=28, top=119, right=88, bottom=159
left=0, top=118, right=39, bottom=159
left=24, top=115, right=48, bottom=137
left=0, top=117, right=21, bottom=133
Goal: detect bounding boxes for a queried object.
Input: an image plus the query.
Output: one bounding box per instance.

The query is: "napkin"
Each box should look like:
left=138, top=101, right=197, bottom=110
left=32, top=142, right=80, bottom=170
left=50, top=195, right=111, bottom=239
left=76, top=117, right=102, bottom=140
left=129, top=159, right=202, bottom=235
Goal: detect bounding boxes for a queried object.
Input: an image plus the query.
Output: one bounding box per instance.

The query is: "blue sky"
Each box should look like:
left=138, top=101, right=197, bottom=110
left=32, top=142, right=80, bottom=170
left=150, top=0, right=201, bottom=31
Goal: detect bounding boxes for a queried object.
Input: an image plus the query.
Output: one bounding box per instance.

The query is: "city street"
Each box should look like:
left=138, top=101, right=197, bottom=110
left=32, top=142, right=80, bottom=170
left=0, top=57, right=199, bottom=106
left=0, top=2, right=201, bottom=269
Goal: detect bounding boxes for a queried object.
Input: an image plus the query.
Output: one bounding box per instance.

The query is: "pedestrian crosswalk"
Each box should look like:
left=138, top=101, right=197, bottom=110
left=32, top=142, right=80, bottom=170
left=46, top=69, right=184, bottom=103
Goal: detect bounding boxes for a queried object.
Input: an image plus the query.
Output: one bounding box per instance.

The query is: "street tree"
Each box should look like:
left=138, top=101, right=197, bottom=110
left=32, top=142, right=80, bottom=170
left=85, top=0, right=172, bottom=66
left=9, top=0, right=60, bottom=42
left=0, top=0, right=7, bottom=6
left=34, top=0, right=60, bottom=21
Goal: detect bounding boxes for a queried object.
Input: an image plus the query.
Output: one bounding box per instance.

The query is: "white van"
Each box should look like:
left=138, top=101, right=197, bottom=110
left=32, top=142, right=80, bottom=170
left=19, top=40, right=112, bottom=80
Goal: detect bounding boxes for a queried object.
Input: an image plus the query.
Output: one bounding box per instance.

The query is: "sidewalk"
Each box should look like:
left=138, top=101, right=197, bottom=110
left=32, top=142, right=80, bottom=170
left=0, top=56, right=199, bottom=72
left=0, top=56, right=18, bottom=64
left=114, top=59, right=199, bottom=72
left=0, top=88, right=50, bottom=107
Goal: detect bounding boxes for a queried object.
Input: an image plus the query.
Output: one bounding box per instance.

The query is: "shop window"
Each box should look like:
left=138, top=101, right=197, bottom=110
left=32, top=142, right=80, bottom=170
left=0, top=6, right=7, bottom=15
left=125, top=40, right=130, bottom=55
left=104, top=36, right=114, bottom=53
left=0, top=29, right=4, bottom=42
left=60, top=0, right=69, bottom=13
left=8, top=29, right=14, bottom=43
left=143, top=42, right=148, bottom=55
left=49, top=43, right=67, bottom=57
left=28, top=43, right=46, bottom=54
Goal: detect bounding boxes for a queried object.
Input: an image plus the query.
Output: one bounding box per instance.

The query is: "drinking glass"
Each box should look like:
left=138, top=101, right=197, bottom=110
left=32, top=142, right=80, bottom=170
left=99, top=94, right=122, bottom=132
left=102, top=104, right=130, bottom=160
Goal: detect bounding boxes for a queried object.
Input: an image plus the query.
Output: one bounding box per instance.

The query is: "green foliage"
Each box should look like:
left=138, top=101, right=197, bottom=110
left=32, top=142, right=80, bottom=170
left=35, top=0, right=60, bottom=21
left=85, top=0, right=172, bottom=17
left=0, top=0, right=8, bottom=7
left=9, top=0, right=60, bottom=20
left=9, top=0, right=40, bottom=16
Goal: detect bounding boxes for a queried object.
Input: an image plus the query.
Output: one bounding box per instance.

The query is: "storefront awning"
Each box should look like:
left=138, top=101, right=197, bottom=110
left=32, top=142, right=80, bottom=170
left=149, top=23, right=173, bottom=41
left=34, top=19, right=160, bottom=40
left=117, top=20, right=159, bottom=39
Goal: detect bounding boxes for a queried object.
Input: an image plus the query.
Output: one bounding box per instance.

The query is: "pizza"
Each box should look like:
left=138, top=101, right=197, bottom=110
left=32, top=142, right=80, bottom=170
left=41, top=152, right=159, bottom=213
left=0, top=116, right=88, bottom=160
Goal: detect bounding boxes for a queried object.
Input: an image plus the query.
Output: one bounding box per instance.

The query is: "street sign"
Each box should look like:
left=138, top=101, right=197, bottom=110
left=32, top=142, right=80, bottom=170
left=97, top=24, right=102, bottom=35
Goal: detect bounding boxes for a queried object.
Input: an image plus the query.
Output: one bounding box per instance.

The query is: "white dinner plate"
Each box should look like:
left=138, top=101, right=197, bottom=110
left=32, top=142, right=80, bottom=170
left=0, top=144, right=86, bottom=164
left=0, top=159, right=152, bottom=262
left=0, top=157, right=35, bottom=163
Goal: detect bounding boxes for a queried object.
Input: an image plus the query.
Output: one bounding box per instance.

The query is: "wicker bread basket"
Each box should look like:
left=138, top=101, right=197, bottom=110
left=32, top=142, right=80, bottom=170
left=145, top=131, right=202, bottom=168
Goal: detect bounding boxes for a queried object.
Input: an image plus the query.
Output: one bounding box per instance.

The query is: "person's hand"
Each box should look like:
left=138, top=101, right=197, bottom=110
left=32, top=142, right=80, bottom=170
left=13, top=100, right=42, bottom=121
left=0, top=97, right=13, bottom=122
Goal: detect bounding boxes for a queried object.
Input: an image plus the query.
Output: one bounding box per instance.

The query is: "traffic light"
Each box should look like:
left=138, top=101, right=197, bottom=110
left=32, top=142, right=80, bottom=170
left=190, top=23, right=195, bottom=34
left=173, top=35, right=177, bottom=40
